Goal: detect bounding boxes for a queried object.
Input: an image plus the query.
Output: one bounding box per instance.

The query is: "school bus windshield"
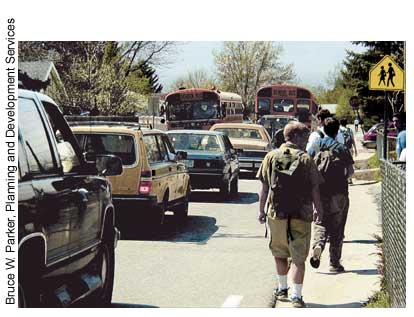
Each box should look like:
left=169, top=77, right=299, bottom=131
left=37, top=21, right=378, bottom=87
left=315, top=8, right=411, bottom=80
left=167, top=101, right=220, bottom=121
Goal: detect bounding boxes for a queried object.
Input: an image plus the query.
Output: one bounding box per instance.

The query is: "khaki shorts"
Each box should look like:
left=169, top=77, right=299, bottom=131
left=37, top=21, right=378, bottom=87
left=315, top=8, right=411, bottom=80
left=267, top=217, right=311, bottom=264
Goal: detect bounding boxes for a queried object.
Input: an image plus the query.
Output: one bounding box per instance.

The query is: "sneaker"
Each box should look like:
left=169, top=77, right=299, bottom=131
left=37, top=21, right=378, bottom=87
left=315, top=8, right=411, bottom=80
left=310, top=245, right=322, bottom=268
left=273, top=288, right=288, bottom=299
left=291, top=296, right=306, bottom=308
left=329, top=263, right=345, bottom=272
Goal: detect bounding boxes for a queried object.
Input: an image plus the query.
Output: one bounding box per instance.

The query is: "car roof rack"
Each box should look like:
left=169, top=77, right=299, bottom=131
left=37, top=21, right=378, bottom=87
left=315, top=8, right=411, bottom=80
left=65, top=115, right=143, bottom=129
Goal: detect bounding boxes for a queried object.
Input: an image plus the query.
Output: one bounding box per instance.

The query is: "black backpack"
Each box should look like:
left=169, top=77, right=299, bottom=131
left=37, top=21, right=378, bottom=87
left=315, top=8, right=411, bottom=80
left=314, top=142, right=346, bottom=194
left=269, top=148, right=308, bottom=219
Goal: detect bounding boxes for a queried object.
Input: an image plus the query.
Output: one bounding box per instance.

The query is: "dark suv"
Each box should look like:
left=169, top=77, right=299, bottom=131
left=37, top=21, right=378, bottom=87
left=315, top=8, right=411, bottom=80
left=18, top=90, right=123, bottom=307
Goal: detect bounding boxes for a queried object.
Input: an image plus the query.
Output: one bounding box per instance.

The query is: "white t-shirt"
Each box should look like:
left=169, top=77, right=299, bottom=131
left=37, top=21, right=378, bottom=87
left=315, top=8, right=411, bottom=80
left=354, top=119, right=359, bottom=125
left=306, top=127, right=345, bottom=153
left=399, top=148, right=406, bottom=161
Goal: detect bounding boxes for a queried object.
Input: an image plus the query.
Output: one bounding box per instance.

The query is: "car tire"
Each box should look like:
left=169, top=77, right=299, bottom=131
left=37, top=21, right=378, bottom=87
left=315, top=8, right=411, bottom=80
left=175, top=186, right=189, bottom=222
left=18, top=255, right=42, bottom=307
left=18, top=277, right=41, bottom=307
left=91, top=229, right=115, bottom=307
left=154, top=193, right=168, bottom=226
left=230, top=174, right=239, bottom=196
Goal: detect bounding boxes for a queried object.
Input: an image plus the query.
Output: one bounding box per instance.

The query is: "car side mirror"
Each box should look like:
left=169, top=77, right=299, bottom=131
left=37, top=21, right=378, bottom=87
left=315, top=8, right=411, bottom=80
left=95, top=155, right=123, bottom=176
left=176, top=150, right=187, bottom=160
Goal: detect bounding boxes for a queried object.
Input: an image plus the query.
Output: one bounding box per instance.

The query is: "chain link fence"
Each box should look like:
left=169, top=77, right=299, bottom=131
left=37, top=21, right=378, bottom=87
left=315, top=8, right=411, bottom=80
left=380, top=160, right=406, bottom=307
left=376, top=133, right=397, bottom=160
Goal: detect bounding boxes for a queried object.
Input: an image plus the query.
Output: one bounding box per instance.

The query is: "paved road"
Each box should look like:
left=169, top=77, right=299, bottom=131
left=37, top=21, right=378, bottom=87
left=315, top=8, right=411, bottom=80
left=111, top=177, right=381, bottom=308
left=112, top=179, right=275, bottom=308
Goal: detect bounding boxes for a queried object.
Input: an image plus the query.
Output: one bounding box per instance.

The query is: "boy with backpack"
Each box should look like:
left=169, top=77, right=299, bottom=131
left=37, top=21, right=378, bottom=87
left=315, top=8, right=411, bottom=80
left=308, top=118, right=354, bottom=273
left=257, top=122, right=324, bottom=308
left=339, top=118, right=357, bottom=157
left=306, top=109, right=344, bottom=154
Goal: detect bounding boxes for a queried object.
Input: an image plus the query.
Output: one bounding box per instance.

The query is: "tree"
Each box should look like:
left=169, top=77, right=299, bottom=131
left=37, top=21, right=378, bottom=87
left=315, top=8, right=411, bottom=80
left=170, top=68, right=218, bottom=90
left=311, top=64, right=356, bottom=122
left=341, top=41, right=405, bottom=126
left=121, top=41, right=179, bottom=76
left=19, top=41, right=173, bottom=114
left=213, top=42, right=295, bottom=112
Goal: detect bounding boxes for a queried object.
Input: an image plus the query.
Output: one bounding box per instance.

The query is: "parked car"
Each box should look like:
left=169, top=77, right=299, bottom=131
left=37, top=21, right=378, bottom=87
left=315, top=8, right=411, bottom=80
left=210, top=123, right=272, bottom=174
left=257, top=114, right=298, bottom=138
left=69, top=117, right=190, bottom=225
left=363, top=122, right=398, bottom=145
left=18, top=90, right=123, bottom=307
left=167, top=130, right=239, bottom=197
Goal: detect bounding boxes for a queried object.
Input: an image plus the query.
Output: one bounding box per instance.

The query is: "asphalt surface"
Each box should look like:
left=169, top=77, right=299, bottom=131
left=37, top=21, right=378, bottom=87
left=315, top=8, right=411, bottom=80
left=111, top=176, right=382, bottom=308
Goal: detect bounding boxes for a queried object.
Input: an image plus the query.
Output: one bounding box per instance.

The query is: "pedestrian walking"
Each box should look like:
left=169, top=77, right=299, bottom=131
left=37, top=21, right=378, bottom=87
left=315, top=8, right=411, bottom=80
left=306, top=109, right=344, bottom=154
left=308, top=117, right=354, bottom=273
left=339, top=118, right=357, bottom=158
left=354, top=118, right=359, bottom=132
left=257, top=122, right=324, bottom=308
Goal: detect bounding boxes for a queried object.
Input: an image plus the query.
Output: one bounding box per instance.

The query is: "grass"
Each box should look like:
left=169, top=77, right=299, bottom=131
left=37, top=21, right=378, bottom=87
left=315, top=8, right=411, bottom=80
left=367, top=154, right=382, bottom=182
left=363, top=234, right=390, bottom=308
left=363, top=289, right=390, bottom=308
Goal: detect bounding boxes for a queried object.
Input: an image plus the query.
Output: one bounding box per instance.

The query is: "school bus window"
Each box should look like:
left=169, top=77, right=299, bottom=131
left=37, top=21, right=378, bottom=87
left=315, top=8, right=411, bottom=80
left=258, top=99, right=270, bottom=112
left=273, top=99, right=294, bottom=113
left=297, top=99, right=310, bottom=111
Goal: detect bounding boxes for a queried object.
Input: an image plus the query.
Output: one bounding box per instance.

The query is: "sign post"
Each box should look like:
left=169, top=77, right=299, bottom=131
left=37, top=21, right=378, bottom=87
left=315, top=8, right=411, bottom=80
left=369, top=55, right=405, bottom=160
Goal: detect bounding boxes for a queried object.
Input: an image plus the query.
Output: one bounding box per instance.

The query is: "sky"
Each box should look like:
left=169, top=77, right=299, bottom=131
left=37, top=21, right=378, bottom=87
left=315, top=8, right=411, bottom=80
left=156, top=41, right=366, bottom=92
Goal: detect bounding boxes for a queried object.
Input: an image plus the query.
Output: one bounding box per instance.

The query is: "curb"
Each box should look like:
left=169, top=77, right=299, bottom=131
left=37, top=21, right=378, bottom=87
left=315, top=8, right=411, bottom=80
left=353, top=168, right=380, bottom=181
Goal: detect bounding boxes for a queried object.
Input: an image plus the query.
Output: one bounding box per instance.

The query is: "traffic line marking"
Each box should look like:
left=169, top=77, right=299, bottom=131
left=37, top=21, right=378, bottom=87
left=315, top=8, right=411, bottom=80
left=221, top=295, right=243, bottom=307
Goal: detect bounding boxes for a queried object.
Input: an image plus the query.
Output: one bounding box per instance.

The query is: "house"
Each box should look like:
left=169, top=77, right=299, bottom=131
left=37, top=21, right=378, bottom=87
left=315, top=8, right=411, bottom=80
left=18, top=61, right=63, bottom=93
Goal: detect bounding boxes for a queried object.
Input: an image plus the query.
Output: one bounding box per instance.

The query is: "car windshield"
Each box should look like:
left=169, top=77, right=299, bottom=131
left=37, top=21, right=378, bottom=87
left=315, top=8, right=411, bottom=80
left=214, top=128, right=262, bottom=140
left=169, top=133, right=222, bottom=152
left=76, top=133, right=136, bottom=165
left=168, top=101, right=219, bottom=121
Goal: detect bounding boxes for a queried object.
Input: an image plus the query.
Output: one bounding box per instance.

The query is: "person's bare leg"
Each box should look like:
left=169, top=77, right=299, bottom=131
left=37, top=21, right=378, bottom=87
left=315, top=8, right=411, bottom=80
left=274, top=257, right=289, bottom=293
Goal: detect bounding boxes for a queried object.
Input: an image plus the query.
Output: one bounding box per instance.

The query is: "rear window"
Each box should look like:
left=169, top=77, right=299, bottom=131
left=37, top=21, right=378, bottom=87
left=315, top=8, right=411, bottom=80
left=169, top=133, right=222, bottom=152
left=75, top=133, right=136, bottom=166
left=214, top=128, right=262, bottom=140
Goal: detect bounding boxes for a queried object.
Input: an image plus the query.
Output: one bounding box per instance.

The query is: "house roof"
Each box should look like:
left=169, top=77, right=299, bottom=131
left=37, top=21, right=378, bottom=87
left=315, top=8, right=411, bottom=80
left=19, top=61, right=60, bottom=82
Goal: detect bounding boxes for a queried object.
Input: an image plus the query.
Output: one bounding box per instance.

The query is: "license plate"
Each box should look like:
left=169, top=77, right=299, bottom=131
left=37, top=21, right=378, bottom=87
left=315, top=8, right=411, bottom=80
left=240, top=162, right=253, bottom=168
left=183, top=160, right=194, bottom=168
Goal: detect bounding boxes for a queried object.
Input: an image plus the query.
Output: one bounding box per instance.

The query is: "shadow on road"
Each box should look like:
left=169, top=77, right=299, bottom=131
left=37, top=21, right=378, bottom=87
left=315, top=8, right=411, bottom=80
left=111, top=302, right=159, bottom=308
left=317, top=268, right=377, bottom=276
left=343, top=239, right=377, bottom=244
left=239, top=172, right=257, bottom=180
left=190, top=191, right=259, bottom=204
left=306, top=302, right=362, bottom=308
left=119, top=214, right=219, bottom=244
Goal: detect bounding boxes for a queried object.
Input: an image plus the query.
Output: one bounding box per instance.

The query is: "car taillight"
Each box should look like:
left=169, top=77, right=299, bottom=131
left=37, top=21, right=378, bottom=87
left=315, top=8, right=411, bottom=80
left=139, top=170, right=152, bottom=195
left=139, top=181, right=152, bottom=195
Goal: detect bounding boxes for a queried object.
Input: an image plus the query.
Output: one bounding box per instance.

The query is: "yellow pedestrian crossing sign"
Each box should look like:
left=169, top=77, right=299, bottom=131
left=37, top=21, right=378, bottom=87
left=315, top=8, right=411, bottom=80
left=369, top=55, right=404, bottom=91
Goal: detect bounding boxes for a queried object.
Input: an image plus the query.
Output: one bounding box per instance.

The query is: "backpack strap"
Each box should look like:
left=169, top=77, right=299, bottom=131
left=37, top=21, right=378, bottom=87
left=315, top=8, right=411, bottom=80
left=317, top=129, right=324, bottom=139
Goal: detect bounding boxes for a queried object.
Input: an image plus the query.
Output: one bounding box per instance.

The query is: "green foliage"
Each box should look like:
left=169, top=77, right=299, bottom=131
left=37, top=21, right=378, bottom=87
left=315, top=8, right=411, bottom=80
left=213, top=42, right=295, bottom=112
left=363, top=289, right=390, bottom=308
left=170, top=68, right=218, bottom=90
left=312, top=65, right=356, bottom=122
left=19, top=41, right=169, bottom=115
